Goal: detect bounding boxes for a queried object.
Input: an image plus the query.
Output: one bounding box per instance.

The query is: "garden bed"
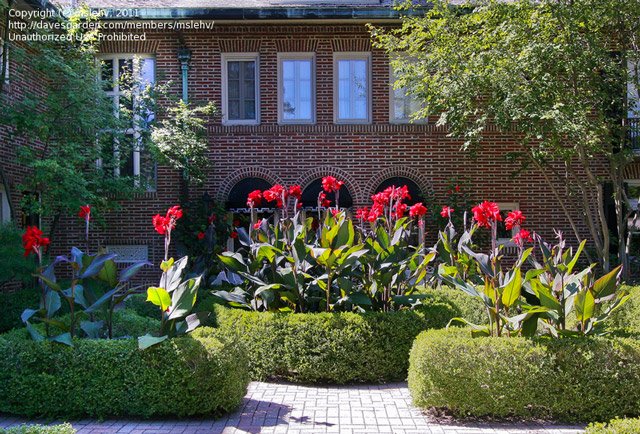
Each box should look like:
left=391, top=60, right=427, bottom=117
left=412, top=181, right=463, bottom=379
left=408, top=328, right=640, bottom=422
left=0, top=327, right=249, bottom=419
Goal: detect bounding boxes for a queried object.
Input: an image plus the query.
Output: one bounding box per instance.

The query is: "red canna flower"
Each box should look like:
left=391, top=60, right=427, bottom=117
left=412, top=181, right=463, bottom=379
left=289, top=185, right=302, bottom=201
left=78, top=205, right=91, bottom=221
left=296, top=202, right=302, bottom=209
left=368, top=202, right=384, bottom=222
left=153, top=206, right=183, bottom=235
left=208, top=214, right=217, bottom=225
left=22, top=226, right=50, bottom=258
left=263, top=185, right=287, bottom=208
left=440, top=206, right=454, bottom=218
left=330, top=208, right=340, bottom=217
left=355, top=207, right=369, bottom=220
left=247, top=190, right=263, bottom=208
left=318, top=192, right=331, bottom=208
left=322, top=176, right=343, bottom=193
left=455, top=185, right=460, bottom=192
left=394, top=202, right=407, bottom=219
left=513, top=229, right=532, bottom=246
left=230, top=231, right=238, bottom=239
left=197, top=232, right=205, bottom=239
left=253, top=222, right=261, bottom=230
left=505, top=210, right=526, bottom=230
left=471, top=201, right=502, bottom=228
left=234, top=220, right=240, bottom=227
left=409, top=203, right=427, bottom=218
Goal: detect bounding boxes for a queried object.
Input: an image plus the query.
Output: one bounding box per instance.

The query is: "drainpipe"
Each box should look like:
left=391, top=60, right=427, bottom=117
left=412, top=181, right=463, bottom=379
left=177, top=47, right=191, bottom=103
left=177, top=46, right=191, bottom=201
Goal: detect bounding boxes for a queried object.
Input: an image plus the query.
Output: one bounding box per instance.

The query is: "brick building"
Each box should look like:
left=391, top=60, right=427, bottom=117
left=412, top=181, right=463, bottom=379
left=1, top=0, right=639, bottom=285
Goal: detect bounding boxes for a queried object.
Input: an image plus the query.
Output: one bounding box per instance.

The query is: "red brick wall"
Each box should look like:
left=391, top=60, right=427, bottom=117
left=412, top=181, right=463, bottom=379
left=7, top=21, right=606, bottom=286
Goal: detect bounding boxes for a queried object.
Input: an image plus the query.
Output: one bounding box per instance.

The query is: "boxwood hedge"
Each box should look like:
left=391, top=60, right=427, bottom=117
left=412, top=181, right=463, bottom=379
left=408, top=328, right=640, bottom=422
left=585, top=418, right=640, bottom=434
left=0, top=327, right=249, bottom=419
left=211, top=305, right=432, bottom=383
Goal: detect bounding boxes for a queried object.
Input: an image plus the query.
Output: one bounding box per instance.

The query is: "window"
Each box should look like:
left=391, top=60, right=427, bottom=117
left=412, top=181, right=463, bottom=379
left=496, top=203, right=520, bottom=244
left=300, top=179, right=353, bottom=210
left=222, top=53, right=260, bottom=125
left=0, top=184, right=10, bottom=223
left=389, top=65, right=425, bottom=123
left=0, top=37, right=9, bottom=84
left=98, top=54, right=156, bottom=189
left=626, top=181, right=640, bottom=211
left=375, top=177, right=424, bottom=205
left=333, top=52, right=371, bottom=124
left=278, top=53, right=315, bottom=124
left=226, top=178, right=274, bottom=211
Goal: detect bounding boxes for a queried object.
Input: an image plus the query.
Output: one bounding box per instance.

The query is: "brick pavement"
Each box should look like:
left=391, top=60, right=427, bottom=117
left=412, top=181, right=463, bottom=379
left=0, top=382, right=585, bottom=434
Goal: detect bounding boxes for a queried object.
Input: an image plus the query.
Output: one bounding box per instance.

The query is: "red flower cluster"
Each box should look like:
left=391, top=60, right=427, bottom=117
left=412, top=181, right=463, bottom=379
left=230, top=231, right=238, bottom=239
left=355, top=207, right=369, bottom=220
left=322, top=176, right=343, bottom=193
left=440, top=206, right=454, bottom=218
left=208, top=214, right=217, bottom=225
left=197, top=232, right=205, bottom=240
left=246, top=190, right=263, bottom=208
left=153, top=206, right=183, bottom=235
left=368, top=185, right=412, bottom=222
left=289, top=185, right=302, bottom=201
left=78, top=205, right=91, bottom=222
left=22, top=226, right=50, bottom=258
left=505, top=210, right=525, bottom=230
left=513, top=229, right=533, bottom=246
left=318, top=192, right=331, bottom=208
left=410, top=203, right=427, bottom=218
left=263, top=185, right=287, bottom=208
left=471, top=201, right=502, bottom=228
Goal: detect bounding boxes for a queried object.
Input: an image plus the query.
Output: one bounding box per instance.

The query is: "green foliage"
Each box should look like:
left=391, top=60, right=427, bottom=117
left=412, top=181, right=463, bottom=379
left=408, top=328, right=640, bottom=422
left=606, top=285, right=640, bottom=334
left=585, top=418, right=640, bottom=434
left=213, top=305, right=431, bottom=383
left=0, top=327, right=249, bottom=418
left=416, top=285, right=487, bottom=327
left=0, top=424, right=76, bottom=434
left=216, top=206, right=434, bottom=313
left=0, top=223, right=37, bottom=291
left=437, top=216, right=628, bottom=337
left=0, top=290, right=40, bottom=334
left=124, top=293, right=158, bottom=318
left=149, top=100, right=218, bottom=185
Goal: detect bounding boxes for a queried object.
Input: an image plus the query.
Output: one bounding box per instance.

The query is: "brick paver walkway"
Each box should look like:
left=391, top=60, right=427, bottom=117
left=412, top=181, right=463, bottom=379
left=0, top=382, right=585, bottom=434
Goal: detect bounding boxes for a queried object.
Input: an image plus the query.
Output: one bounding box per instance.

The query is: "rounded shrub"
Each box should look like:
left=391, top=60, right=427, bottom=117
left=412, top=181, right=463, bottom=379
left=408, top=328, right=640, bottom=422
left=0, top=327, right=249, bottom=418
left=416, top=285, right=487, bottom=326
left=124, top=293, right=158, bottom=319
left=212, top=305, right=429, bottom=383
left=585, top=417, right=640, bottom=434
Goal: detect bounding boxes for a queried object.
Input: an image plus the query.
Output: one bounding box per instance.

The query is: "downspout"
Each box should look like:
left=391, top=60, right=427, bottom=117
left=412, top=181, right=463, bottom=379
left=177, top=46, right=191, bottom=200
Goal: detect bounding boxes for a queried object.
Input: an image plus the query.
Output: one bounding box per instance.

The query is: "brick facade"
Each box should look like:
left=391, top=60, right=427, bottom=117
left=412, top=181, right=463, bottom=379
left=1, top=7, right=615, bottom=287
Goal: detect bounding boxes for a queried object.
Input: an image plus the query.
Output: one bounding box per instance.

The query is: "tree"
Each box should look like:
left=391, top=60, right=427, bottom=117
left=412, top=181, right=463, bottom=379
left=0, top=4, right=141, bottom=241
left=371, top=0, right=640, bottom=274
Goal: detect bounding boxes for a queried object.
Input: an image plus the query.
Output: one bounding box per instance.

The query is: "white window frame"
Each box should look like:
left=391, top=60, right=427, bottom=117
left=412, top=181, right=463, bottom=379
left=221, top=53, right=260, bottom=126
left=333, top=52, right=372, bottom=124
left=496, top=202, right=520, bottom=246
left=277, top=52, right=316, bottom=125
left=96, top=54, right=156, bottom=189
left=389, top=64, right=426, bottom=124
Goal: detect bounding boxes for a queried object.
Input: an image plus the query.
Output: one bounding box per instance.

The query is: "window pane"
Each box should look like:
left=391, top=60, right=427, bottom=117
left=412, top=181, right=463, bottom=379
left=244, top=61, right=255, bottom=79
left=101, top=59, right=114, bottom=91
left=337, top=58, right=368, bottom=120
left=228, top=62, right=239, bottom=79
left=139, top=58, right=155, bottom=90
left=244, top=101, right=255, bottom=119
left=140, top=147, right=156, bottom=189
left=119, top=59, right=133, bottom=92
left=281, top=58, right=313, bottom=121
left=228, top=79, right=240, bottom=99
left=229, top=100, right=240, bottom=119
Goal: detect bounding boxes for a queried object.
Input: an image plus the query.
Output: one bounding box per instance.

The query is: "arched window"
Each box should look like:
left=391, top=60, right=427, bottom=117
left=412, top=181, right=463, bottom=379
left=301, top=178, right=353, bottom=210
left=226, top=177, right=274, bottom=211
left=375, top=177, right=423, bottom=205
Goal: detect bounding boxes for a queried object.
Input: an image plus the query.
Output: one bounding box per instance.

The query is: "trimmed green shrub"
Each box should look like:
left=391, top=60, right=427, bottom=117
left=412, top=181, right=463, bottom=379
left=0, top=424, right=75, bottom=434
left=0, top=327, right=249, bottom=418
left=416, top=285, right=487, bottom=326
left=124, top=293, right=158, bottom=319
left=408, top=328, right=640, bottom=422
left=585, top=418, right=640, bottom=434
left=212, top=305, right=429, bottom=383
